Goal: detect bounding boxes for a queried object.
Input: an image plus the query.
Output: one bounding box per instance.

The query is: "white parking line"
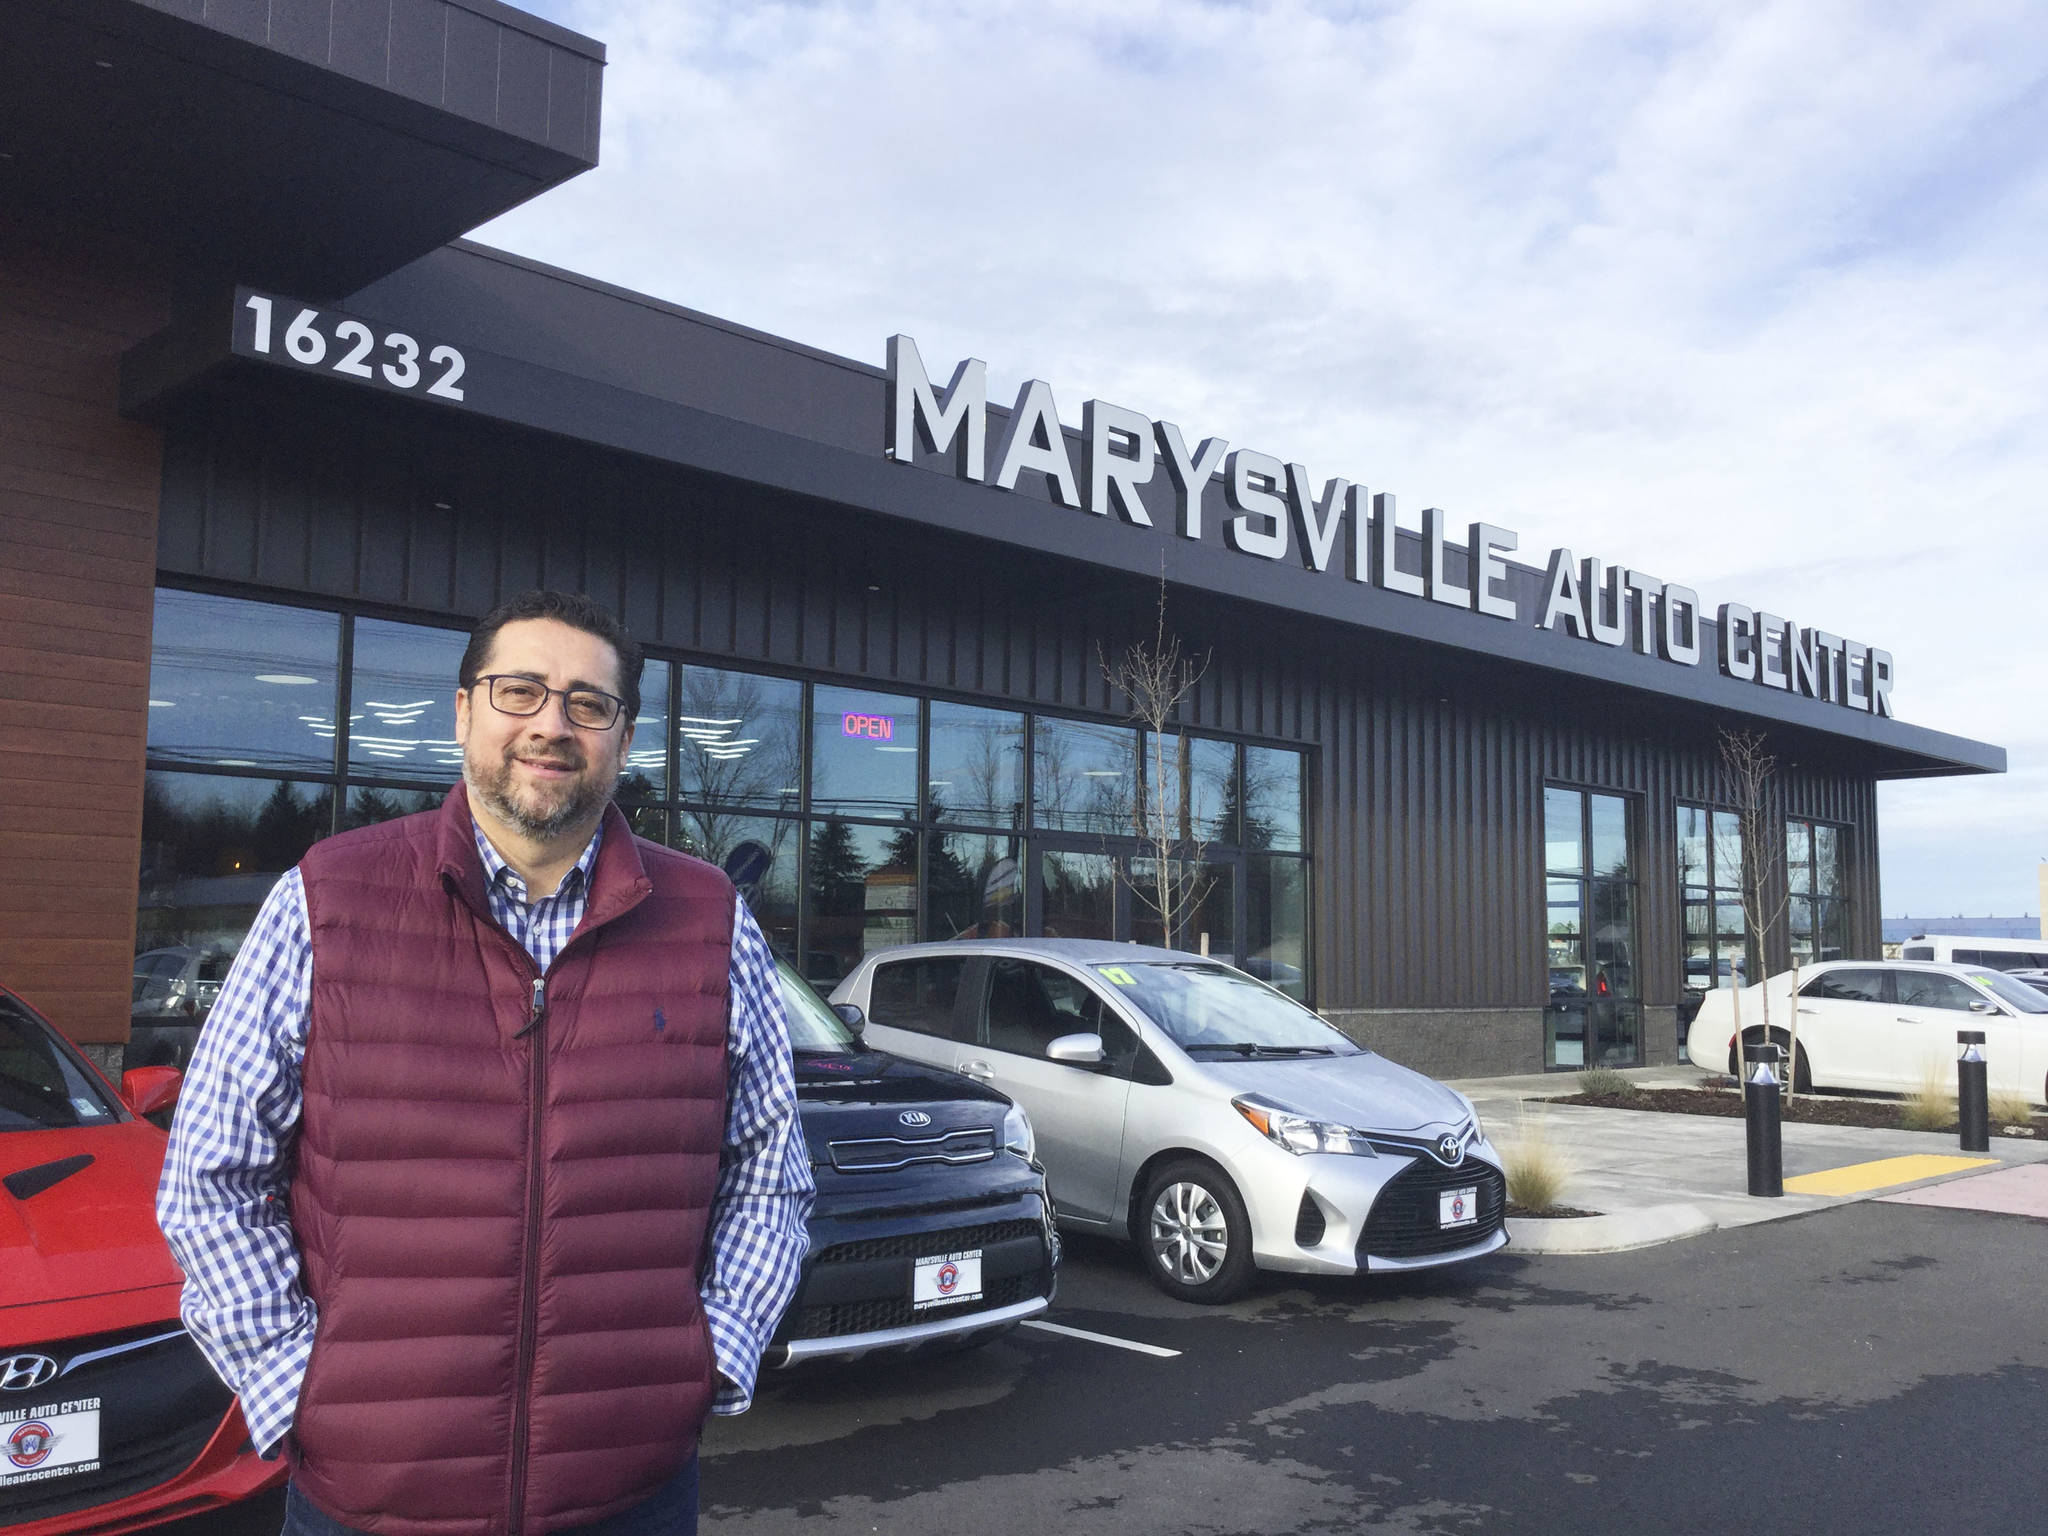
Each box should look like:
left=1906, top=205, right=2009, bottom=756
left=1021, top=1319, right=1181, bottom=1358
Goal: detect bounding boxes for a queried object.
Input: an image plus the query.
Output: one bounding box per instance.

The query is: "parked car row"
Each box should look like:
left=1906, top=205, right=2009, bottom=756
left=1687, top=958, right=2048, bottom=1102
left=9, top=939, right=1509, bottom=1530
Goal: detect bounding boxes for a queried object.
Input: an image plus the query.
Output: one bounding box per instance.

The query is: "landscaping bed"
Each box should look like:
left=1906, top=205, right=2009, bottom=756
left=1553, top=1085, right=2042, bottom=1139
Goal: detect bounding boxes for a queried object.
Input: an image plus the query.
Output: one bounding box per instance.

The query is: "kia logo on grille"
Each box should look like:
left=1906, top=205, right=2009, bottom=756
left=1437, top=1134, right=1464, bottom=1165
left=898, top=1110, right=932, bottom=1128
left=0, top=1355, right=58, bottom=1392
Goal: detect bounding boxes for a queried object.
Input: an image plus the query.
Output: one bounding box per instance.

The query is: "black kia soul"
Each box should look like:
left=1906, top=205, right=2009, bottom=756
left=766, top=961, right=1058, bottom=1366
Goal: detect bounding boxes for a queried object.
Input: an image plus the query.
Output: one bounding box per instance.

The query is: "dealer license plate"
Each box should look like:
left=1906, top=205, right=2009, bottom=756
left=912, top=1249, right=985, bottom=1310
left=0, top=1399, right=102, bottom=1489
left=1439, top=1186, right=1479, bottom=1230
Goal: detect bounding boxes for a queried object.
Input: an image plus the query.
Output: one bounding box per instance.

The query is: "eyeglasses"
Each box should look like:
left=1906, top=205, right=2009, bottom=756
left=472, top=674, right=628, bottom=731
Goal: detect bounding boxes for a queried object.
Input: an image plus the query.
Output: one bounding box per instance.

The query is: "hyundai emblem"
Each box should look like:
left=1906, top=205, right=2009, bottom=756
left=0, top=1355, right=59, bottom=1392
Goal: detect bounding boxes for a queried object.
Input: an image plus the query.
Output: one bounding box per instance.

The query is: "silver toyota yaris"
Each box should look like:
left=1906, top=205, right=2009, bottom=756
left=831, top=939, right=1507, bottom=1303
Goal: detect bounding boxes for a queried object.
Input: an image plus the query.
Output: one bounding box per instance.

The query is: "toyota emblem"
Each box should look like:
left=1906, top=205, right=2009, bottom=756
left=898, top=1110, right=932, bottom=1128
left=1437, top=1133, right=1464, bottom=1165
left=0, top=1355, right=58, bottom=1392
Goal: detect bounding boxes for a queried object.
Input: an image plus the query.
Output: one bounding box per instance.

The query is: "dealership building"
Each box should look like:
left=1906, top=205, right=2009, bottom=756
left=1, top=0, right=2004, bottom=1082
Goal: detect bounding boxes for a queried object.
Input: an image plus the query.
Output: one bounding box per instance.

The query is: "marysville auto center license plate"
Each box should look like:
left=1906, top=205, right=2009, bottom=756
left=912, top=1250, right=984, bottom=1310
left=1439, top=1187, right=1479, bottom=1229
left=0, top=1398, right=102, bottom=1489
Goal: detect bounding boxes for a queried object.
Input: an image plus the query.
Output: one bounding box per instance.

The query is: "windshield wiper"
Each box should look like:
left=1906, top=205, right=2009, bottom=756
left=1185, top=1042, right=1335, bottom=1058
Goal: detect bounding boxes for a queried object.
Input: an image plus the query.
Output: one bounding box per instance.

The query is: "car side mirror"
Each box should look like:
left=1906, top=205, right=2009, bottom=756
left=1046, top=1032, right=1106, bottom=1066
left=122, top=1066, right=182, bottom=1118
left=1967, top=999, right=1995, bottom=1015
left=831, top=1002, right=866, bottom=1035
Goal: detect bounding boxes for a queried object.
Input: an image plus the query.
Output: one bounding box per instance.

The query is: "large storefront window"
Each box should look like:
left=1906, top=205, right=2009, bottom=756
left=1545, top=785, right=1639, bottom=1069
left=144, top=588, right=1315, bottom=1002
left=1676, top=804, right=1749, bottom=1059
left=1786, top=819, right=1849, bottom=966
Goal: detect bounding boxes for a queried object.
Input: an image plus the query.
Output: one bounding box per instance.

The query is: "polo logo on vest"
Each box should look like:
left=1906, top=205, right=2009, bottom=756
left=654, top=1007, right=667, bottom=1035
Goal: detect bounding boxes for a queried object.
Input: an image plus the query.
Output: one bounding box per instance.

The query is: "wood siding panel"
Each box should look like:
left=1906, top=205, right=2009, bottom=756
left=0, top=212, right=166, bottom=1045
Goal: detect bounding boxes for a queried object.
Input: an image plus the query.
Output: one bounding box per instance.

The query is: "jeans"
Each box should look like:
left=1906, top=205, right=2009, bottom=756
left=280, top=1455, right=699, bottom=1536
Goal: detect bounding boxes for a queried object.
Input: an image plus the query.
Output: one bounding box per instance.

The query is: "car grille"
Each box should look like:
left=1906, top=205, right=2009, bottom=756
left=0, top=1323, right=232, bottom=1523
left=809, top=1218, right=1040, bottom=1266
left=781, top=1270, right=1040, bottom=1341
left=827, top=1127, right=997, bottom=1172
left=1357, top=1160, right=1506, bottom=1260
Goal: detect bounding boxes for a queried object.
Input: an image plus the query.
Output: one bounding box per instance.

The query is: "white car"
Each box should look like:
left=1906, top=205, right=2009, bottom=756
left=831, top=940, right=1506, bottom=1304
left=1686, top=959, right=2048, bottom=1103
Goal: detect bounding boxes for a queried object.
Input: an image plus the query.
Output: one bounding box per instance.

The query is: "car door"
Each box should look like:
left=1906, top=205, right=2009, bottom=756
left=962, top=958, right=1134, bottom=1226
left=855, top=954, right=976, bottom=1071
left=1891, top=969, right=2008, bottom=1093
left=1793, top=967, right=1893, bottom=1090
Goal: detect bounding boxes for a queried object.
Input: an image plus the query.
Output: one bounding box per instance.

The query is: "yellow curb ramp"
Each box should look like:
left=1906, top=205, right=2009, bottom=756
left=1783, top=1154, right=1998, bottom=1197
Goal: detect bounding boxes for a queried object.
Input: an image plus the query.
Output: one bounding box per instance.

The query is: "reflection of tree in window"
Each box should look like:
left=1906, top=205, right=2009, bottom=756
left=678, top=668, right=801, bottom=813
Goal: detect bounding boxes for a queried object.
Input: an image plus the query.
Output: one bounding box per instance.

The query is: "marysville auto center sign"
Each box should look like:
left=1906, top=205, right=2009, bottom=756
left=884, top=336, right=1894, bottom=718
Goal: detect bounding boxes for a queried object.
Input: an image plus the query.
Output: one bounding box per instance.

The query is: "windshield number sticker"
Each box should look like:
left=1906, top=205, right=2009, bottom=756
left=1100, top=966, right=1137, bottom=986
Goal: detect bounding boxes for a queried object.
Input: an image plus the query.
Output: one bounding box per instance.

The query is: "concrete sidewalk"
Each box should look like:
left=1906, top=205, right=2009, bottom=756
left=1445, top=1065, right=2048, bottom=1254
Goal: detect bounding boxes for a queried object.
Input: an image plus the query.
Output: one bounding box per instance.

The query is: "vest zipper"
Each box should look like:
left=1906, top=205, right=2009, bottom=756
left=509, top=968, right=547, bottom=1536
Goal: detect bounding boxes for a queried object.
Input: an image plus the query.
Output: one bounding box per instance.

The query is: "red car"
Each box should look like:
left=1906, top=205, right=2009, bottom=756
left=1, top=984, right=284, bottom=1533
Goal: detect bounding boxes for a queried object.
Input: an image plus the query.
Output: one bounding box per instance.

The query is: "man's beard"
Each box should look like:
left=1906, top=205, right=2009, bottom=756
left=464, top=741, right=613, bottom=840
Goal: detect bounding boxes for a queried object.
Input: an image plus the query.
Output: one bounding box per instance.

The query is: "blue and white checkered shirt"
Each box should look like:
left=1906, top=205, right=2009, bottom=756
left=157, top=817, right=814, bottom=1457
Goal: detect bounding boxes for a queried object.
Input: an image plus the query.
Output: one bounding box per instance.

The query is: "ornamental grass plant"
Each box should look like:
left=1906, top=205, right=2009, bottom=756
left=1496, top=1104, right=1575, bottom=1214
left=1575, top=1066, right=1637, bottom=1098
left=1989, top=1088, right=2037, bottom=1130
left=1899, top=1062, right=1955, bottom=1133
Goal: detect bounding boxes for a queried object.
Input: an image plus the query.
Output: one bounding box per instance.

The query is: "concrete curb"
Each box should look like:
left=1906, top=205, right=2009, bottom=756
left=1507, top=1202, right=1716, bottom=1254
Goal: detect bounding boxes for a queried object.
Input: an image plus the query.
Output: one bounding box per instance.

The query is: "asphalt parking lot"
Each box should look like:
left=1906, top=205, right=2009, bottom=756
left=701, top=1198, right=2048, bottom=1536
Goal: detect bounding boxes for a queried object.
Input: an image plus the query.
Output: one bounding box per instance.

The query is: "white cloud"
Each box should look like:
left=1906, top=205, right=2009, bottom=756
left=487, top=0, right=2048, bottom=912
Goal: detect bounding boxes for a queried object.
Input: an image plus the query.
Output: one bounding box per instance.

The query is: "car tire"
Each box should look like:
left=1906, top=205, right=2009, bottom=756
left=1139, top=1159, right=1256, bottom=1304
left=1727, top=1032, right=1811, bottom=1093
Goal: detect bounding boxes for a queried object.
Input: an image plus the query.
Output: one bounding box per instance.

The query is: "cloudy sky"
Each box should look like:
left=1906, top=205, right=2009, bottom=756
left=482, top=0, right=2047, bottom=921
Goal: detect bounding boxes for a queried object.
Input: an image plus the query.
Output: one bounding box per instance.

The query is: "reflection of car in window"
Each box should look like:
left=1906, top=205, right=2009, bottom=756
left=127, top=944, right=235, bottom=1070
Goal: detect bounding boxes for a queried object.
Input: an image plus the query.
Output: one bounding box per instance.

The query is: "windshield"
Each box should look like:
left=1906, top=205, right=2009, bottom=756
left=1967, top=969, right=2048, bottom=1015
left=1, top=995, right=122, bottom=1131
left=1092, top=961, right=1359, bottom=1057
left=775, top=960, right=863, bottom=1052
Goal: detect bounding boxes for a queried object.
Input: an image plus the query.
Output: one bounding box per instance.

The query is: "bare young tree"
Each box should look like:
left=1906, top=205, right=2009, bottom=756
left=1719, top=726, right=1799, bottom=1094
left=1100, top=578, right=1214, bottom=951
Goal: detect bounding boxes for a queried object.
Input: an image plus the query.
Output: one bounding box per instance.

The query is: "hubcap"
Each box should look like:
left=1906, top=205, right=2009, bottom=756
left=1149, top=1180, right=1229, bottom=1285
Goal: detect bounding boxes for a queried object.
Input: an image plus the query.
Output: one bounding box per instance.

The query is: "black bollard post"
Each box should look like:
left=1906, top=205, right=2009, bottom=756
left=1957, top=1030, right=1989, bottom=1153
left=1744, top=1042, right=1784, bottom=1197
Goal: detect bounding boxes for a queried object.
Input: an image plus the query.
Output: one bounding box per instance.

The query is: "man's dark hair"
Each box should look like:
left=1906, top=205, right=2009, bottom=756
left=459, top=590, right=645, bottom=721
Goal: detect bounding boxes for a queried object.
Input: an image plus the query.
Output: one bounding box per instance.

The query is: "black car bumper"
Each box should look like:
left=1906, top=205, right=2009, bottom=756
left=768, top=1158, right=1057, bottom=1367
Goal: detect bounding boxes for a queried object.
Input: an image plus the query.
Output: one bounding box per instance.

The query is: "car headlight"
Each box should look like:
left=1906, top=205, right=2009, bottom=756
left=1001, top=1100, right=1035, bottom=1161
left=1233, top=1095, right=1376, bottom=1157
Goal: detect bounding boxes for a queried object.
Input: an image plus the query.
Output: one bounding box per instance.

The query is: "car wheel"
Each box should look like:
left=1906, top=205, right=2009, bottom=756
left=1140, top=1159, right=1256, bottom=1304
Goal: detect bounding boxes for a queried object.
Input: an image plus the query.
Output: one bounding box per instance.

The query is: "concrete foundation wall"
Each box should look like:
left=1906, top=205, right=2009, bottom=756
left=1323, top=1008, right=1547, bottom=1079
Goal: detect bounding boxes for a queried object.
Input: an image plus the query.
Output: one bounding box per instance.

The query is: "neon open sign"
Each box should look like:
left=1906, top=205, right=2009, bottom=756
left=841, top=712, right=896, bottom=741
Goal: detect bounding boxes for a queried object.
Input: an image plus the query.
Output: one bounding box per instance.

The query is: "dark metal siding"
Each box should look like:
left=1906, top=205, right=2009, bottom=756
left=156, top=377, right=1885, bottom=1014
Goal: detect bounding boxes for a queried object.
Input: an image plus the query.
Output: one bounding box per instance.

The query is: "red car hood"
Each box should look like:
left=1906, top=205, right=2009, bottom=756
left=1, top=1121, right=185, bottom=1312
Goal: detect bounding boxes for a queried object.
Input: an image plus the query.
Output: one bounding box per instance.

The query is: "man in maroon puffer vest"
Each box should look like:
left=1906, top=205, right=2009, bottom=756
left=160, top=591, right=815, bottom=1536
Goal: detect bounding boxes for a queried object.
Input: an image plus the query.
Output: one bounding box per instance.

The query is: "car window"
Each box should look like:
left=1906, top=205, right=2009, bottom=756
left=867, top=957, right=972, bottom=1040
left=1895, top=971, right=1983, bottom=1011
left=1096, top=961, right=1360, bottom=1057
left=1804, top=969, right=1888, bottom=1003
left=983, top=960, right=1138, bottom=1070
left=0, top=995, right=122, bottom=1131
left=775, top=960, right=862, bottom=1052
left=1965, top=970, right=2048, bottom=1015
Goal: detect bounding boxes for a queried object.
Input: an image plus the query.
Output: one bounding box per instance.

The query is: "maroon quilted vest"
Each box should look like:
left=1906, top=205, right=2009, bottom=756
left=289, top=786, right=733, bottom=1536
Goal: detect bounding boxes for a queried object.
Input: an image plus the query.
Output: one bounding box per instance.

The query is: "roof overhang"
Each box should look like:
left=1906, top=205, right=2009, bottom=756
left=0, top=0, right=602, bottom=300
left=120, top=242, right=2007, bottom=783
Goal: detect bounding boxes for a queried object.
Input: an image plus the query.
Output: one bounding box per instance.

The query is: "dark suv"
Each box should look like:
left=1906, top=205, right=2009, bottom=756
left=768, top=962, right=1057, bottom=1366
